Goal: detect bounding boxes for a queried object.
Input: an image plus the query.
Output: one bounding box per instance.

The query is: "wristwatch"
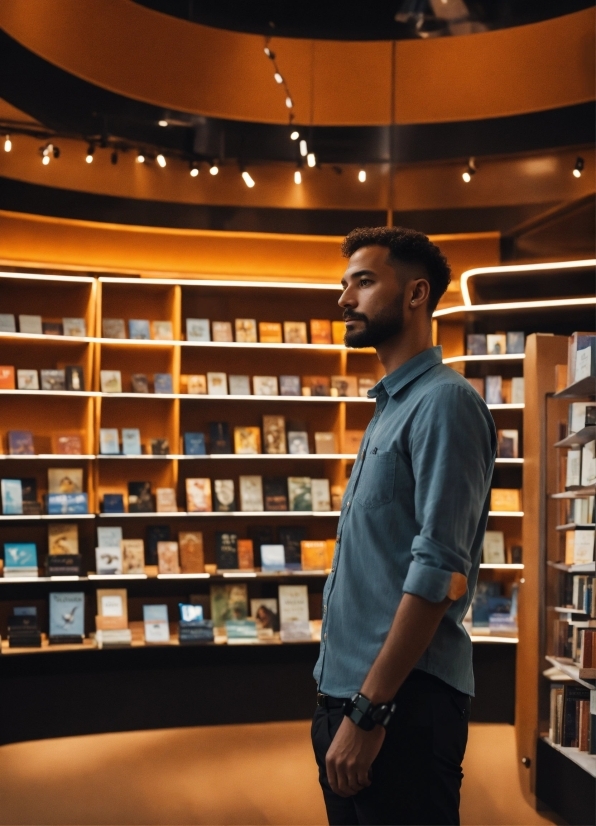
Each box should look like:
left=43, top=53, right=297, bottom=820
left=342, top=692, right=397, bottom=731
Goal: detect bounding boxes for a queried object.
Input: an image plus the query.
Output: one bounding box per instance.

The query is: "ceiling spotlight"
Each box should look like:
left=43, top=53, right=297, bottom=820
left=462, top=157, right=476, bottom=182
left=241, top=170, right=255, bottom=188
left=264, top=46, right=275, bottom=59
left=158, top=119, right=168, bottom=127
left=40, top=143, right=55, bottom=164
left=274, top=72, right=283, bottom=84
left=209, top=162, right=219, bottom=176
left=136, top=151, right=145, bottom=163
left=573, top=157, right=584, bottom=178
left=299, top=140, right=308, bottom=157
left=358, top=168, right=367, bottom=182
left=85, top=144, right=95, bottom=164
left=307, top=152, right=316, bottom=168
left=4, top=135, right=11, bottom=152
left=294, top=169, right=302, bottom=185
left=290, top=131, right=299, bottom=141
left=156, top=154, right=166, bottom=168
left=42, top=155, right=50, bottom=165
left=190, top=165, right=199, bottom=177
left=110, top=150, right=118, bottom=165
left=285, top=96, right=293, bottom=109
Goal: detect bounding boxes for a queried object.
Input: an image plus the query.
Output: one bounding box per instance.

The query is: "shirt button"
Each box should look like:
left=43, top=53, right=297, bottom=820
left=323, top=605, right=327, bottom=613
left=346, top=500, right=351, bottom=508
left=324, top=633, right=327, bottom=640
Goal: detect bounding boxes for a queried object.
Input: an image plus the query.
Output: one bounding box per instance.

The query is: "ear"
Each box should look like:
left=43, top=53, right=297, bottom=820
left=408, top=278, right=431, bottom=309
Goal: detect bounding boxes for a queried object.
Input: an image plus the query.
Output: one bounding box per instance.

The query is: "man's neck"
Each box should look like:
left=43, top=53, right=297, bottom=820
left=374, top=330, right=434, bottom=376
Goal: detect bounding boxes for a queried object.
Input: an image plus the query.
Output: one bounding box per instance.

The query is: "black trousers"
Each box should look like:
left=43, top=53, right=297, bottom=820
left=311, top=671, right=470, bottom=826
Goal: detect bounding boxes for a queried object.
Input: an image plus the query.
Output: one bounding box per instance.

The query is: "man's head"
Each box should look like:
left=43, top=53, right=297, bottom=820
left=339, top=227, right=451, bottom=349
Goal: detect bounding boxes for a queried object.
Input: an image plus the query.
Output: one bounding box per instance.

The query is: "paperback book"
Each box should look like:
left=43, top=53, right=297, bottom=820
left=48, top=523, right=79, bottom=555
left=209, top=422, right=231, bottom=453
left=264, top=477, right=289, bottom=511
left=100, top=370, right=122, bottom=394
left=40, top=369, right=66, bottom=391
left=143, top=604, right=170, bottom=643
left=65, top=366, right=84, bottom=391
left=122, top=428, right=142, bottom=455
left=122, top=539, right=145, bottom=574
left=263, top=415, right=287, bottom=454
left=186, top=478, right=212, bottom=512
left=3, top=542, right=38, bottom=577
left=183, top=432, right=206, bottom=455
left=253, top=376, right=279, bottom=396
left=234, top=427, right=261, bottom=454
left=207, top=372, right=228, bottom=395
left=288, top=477, right=313, bottom=511
left=279, top=375, right=301, bottom=396
left=213, top=479, right=236, bottom=512
left=128, top=481, right=153, bottom=512
left=102, top=319, right=126, bottom=339
left=16, top=369, right=39, bottom=390
left=187, top=374, right=207, bottom=394
left=131, top=373, right=150, bottom=393
left=153, top=374, right=173, bottom=394
left=239, top=475, right=264, bottom=512
left=215, top=532, right=238, bottom=569
left=157, top=541, right=180, bottom=574
left=210, top=583, right=248, bottom=627
left=211, top=321, right=233, bottom=342
left=128, top=319, right=150, bottom=340
left=235, top=318, right=257, bottom=343
left=179, top=531, right=205, bottom=572
left=186, top=318, right=210, bottom=342
left=259, top=322, right=283, bottom=343
left=49, top=592, right=85, bottom=641
left=7, top=430, right=35, bottom=455
left=229, top=375, right=251, bottom=395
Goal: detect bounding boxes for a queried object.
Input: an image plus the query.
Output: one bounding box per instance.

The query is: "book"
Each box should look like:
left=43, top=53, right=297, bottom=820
left=497, top=430, right=519, bottom=459
left=186, top=318, right=210, bottom=342
left=279, top=526, right=306, bottom=568
left=344, top=430, right=365, bottom=453
left=247, top=526, right=274, bottom=567
left=53, top=433, right=83, bottom=455
left=179, top=532, right=205, bottom=572
left=213, top=479, right=236, bottom=512
left=279, top=375, right=301, bottom=396
left=97, top=588, right=128, bottom=624
left=18, top=315, right=43, bottom=334
left=331, top=376, right=358, bottom=397
left=258, top=322, right=283, bottom=343
left=48, top=468, right=83, bottom=494
left=331, top=320, right=345, bottom=345
left=62, top=318, right=87, bottom=337
left=46, top=493, right=88, bottom=514
left=234, top=427, right=262, bottom=455
left=302, top=376, right=330, bottom=396
left=483, top=531, right=506, bottom=564
left=568, top=333, right=596, bottom=385
left=151, top=320, right=174, bottom=340
left=215, top=532, right=238, bottom=569
left=263, top=415, right=287, bottom=454
left=143, top=604, right=170, bottom=643
left=7, top=430, right=34, bottom=455
left=40, top=369, right=65, bottom=391
left=131, top=373, right=150, bottom=393
left=4, top=542, right=37, bottom=576
left=186, top=478, right=212, bottom=512
left=311, top=479, right=331, bottom=511
left=237, top=539, right=254, bottom=570
left=486, top=334, right=507, bottom=355
left=490, top=488, right=522, bottom=512
left=569, top=402, right=591, bottom=434
left=314, top=432, right=337, bottom=454
left=209, top=421, right=231, bottom=454
left=288, top=477, right=313, bottom=511
left=581, top=440, right=596, bottom=486
left=157, top=541, right=180, bottom=573
left=48, top=523, right=79, bottom=555
left=506, top=331, right=525, bottom=354
left=207, top=372, right=228, bottom=395
left=95, top=545, right=123, bottom=575
left=150, top=438, right=170, bottom=455
left=485, top=376, right=503, bottom=405
left=122, top=539, right=145, bottom=573
left=153, top=373, right=173, bottom=393
left=278, top=584, right=310, bottom=641
left=573, top=528, right=595, bottom=565
left=65, top=366, right=84, bottom=391
left=210, top=584, right=248, bottom=627
left=128, top=319, right=150, bottom=340
left=511, top=377, right=524, bottom=404
left=466, top=334, right=487, bottom=356
left=102, top=319, right=126, bottom=339
left=239, top=475, right=264, bottom=511
left=99, top=428, right=120, bottom=454
left=49, top=592, right=84, bottom=639
left=97, top=526, right=122, bottom=548
left=184, top=432, right=206, bottom=455
left=100, top=370, right=122, bottom=393
left=16, top=369, right=39, bottom=390
left=264, top=477, right=289, bottom=511
left=251, top=598, right=279, bottom=632
left=310, top=319, right=332, bottom=344
left=121, top=428, right=142, bottom=455
left=576, top=341, right=596, bottom=382
left=301, top=540, right=327, bottom=570
left=146, top=525, right=170, bottom=566
left=128, top=481, right=153, bottom=512
left=229, top=375, right=251, bottom=395
left=283, top=321, right=307, bottom=344
left=288, top=431, right=309, bottom=454
left=0, top=313, right=16, bottom=332
left=235, top=318, right=257, bottom=343
left=187, top=374, right=207, bottom=394
left=156, top=487, right=178, bottom=512
left=212, top=321, right=233, bottom=342
left=566, top=449, right=582, bottom=489
left=253, top=375, right=279, bottom=396
left=1, top=479, right=22, bottom=514
left=0, top=365, right=15, bottom=389
left=260, top=544, right=286, bottom=572
left=358, top=376, right=376, bottom=397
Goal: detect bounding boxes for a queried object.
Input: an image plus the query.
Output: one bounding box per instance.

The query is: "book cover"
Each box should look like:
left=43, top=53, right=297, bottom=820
left=253, top=376, right=279, bottom=396
left=574, top=528, right=595, bottom=565
left=48, top=468, right=83, bottom=494
left=260, top=544, right=286, bottom=572
left=288, top=431, right=309, bottom=454
left=330, top=376, right=358, bottom=397
left=581, top=440, right=596, bottom=486
left=184, top=432, right=206, bottom=455
left=490, top=488, right=522, bottom=512
left=212, top=321, right=233, bottom=342
left=153, top=373, right=173, bottom=394
left=65, top=366, right=84, bottom=391
left=210, top=583, right=248, bottom=627
left=279, top=526, right=306, bottom=568
left=497, top=429, right=519, bottom=459
left=53, top=433, right=84, bottom=455
left=1, top=479, right=22, bottom=514
left=18, top=315, right=43, bottom=334
left=235, top=318, right=258, bottom=342
left=0, top=365, right=15, bottom=389
left=310, top=319, right=332, bottom=344
left=225, top=619, right=258, bottom=643
left=471, top=582, right=501, bottom=627
left=311, top=479, right=331, bottom=511
left=237, top=539, right=254, bottom=570
left=234, top=427, right=261, bottom=455
left=102, top=319, right=126, bottom=339
left=97, top=589, right=128, bottom=623
left=100, top=370, right=122, bottom=393
left=301, top=540, right=327, bottom=570
left=95, top=545, right=123, bottom=575
left=466, top=377, right=485, bottom=398
left=279, top=375, right=301, bottom=396
left=16, top=369, right=39, bottom=390
left=151, top=320, right=174, bottom=341
left=511, top=377, right=524, bottom=404
left=343, top=430, right=364, bottom=454
left=186, top=478, right=212, bottom=512
left=288, top=478, right=313, bottom=511
left=239, top=475, right=264, bottom=511
left=486, top=334, right=507, bottom=355
left=283, top=321, right=307, bottom=344
left=122, top=428, right=142, bottom=455
left=251, top=598, right=279, bottom=631
left=178, top=531, right=205, bottom=572
left=156, top=487, right=178, bottom=512
left=99, top=428, right=120, bottom=454
left=264, top=477, right=289, bottom=511
left=358, top=376, right=376, bottom=397
left=128, top=319, right=150, bottom=340
left=8, top=430, right=34, bottom=455
left=215, top=532, right=238, bottom=569
left=143, top=604, right=170, bottom=643
left=48, top=523, right=79, bottom=555
left=4, top=542, right=37, bottom=570
left=258, top=322, right=283, bottom=343
left=49, top=592, right=84, bottom=638
left=209, top=421, right=231, bottom=454
left=506, top=331, right=525, bottom=355
left=186, top=318, right=210, bottom=342
left=213, top=479, right=236, bottom=512
left=40, top=369, right=65, bottom=391
left=247, top=525, right=274, bottom=567
left=314, top=432, right=337, bottom=454
left=128, top=481, right=154, bottom=512
left=278, top=584, right=309, bottom=624
left=150, top=438, right=170, bottom=455
left=131, top=373, right=150, bottom=393
left=122, top=539, right=145, bottom=573
left=0, top=313, right=16, bottom=332
left=576, top=341, right=596, bottom=381
left=482, top=531, right=505, bottom=564
left=263, top=415, right=287, bottom=454
left=207, top=372, right=228, bottom=395
left=97, top=526, right=122, bottom=548
left=146, top=524, right=170, bottom=566
left=229, top=375, right=251, bottom=395
left=21, top=478, right=38, bottom=510
left=157, top=541, right=180, bottom=573
left=187, top=374, right=207, bottom=394
left=485, top=376, right=503, bottom=405
left=302, top=376, right=330, bottom=396
left=62, top=318, right=86, bottom=337
left=466, top=334, right=487, bottom=356
left=331, top=320, right=345, bottom=345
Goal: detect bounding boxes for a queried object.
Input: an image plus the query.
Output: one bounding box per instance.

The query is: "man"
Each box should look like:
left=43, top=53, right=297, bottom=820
left=312, top=227, right=496, bottom=826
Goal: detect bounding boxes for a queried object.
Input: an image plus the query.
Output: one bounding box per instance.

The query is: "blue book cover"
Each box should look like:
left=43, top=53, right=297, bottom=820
left=49, top=592, right=85, bottom=637
left=121, top=428, right=142, bottom=455
left=178, top=604, right=203, bottom=622
left=225, top=619, right=258, bottom=640
left=128, top=319, right=150, bottom=340
left=102, top=494, right=125, bottom=513
left=7, top=430, right=35, bottom=455
left=4, top=542, right=37, bottom=569
left=1, top=479, right=23, bottom=514
left=154, top=373, right=173, bottom=393
left=144, top=604, right=169, bottom=623
left=260, top=544, right=286, bottom=572
left=184, top=432, right=206, bottom=455
left=46, top=493, right=88, bottom=514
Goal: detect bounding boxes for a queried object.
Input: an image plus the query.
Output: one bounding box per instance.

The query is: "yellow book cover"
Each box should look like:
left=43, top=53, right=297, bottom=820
left=490, top=488, right=522, bottom=512
left=331, top=321, right=345, bottom=345
left=301, top=540, right=327, bottom=571
left=283, top=321, right=307, bottom=344
left=48, top=523, right=79, bottom=555
left=258, top=322, right=283, bottom=343
left=565, top=531, right=575, bottom=565
left=310, top=319, right=332, bottom=344
left=234, top=427, right=262, bottom=454
left=235, top=318, right=258, bottom=343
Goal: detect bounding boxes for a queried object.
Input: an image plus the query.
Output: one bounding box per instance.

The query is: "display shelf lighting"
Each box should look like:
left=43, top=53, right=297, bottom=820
left=307, top=152, right=316, bottom=168
left=41, top=143, right=59, bottom=165
left=241, top=170, right=255, bottom=188
left=285, top=96, right=293, bottom=109
left=299, top=140, right=308, bottom=157
left=274, top=72, right=283, bottom=84
left=156, top=154, right=166, bottom=168
left=290, top=130, right=299, bottom=141
left=294, top=168, right=302, bottom=185
left=4, top=134, right=11, bottom=152
left=573, top=157, right=584, bottom=178
left=85, top=144, right=95, bottom=164
left=462, top=157, right=476, bottom=182
left=209, top=162, right=219, bottom=176
left=189, top=162, right=199, bottom=177
left=358, top=168, right=367, bottom=182
left=136, top=151, right=145, bottom=164
left=158, top=119, right=168, bottom=127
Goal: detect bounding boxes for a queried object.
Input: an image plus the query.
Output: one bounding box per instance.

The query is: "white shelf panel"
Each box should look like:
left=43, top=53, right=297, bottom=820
left=98, top=511, right=341, bottom=518
left=0, top=390, right=97, bottom=397
left=479, top=563, right=524, bottom=569
left=87, top=574, right=148, bottom=581
left=98, top=453, right=358, bottom=461
left=488, top=511, right=524, bottom=517
left=542, top=738, right=596, bottom=778
left=545, top=657, right=596, bottom=691
left=487, top=403, right=525, bottom=410
left=494, top=458, right=524, bottom=465
left=468, top=634, right=519, bottom=644
left=0, top=332, right=94, bottom=344
left=100, top=392, right=373, bottom=403
left=548, top=560, right=596, bottom=573
left=0, top=454, right=95, bottom=460
left=443, top=354, right=525, bottom=364
left=0, top=513, right=94, bottom=521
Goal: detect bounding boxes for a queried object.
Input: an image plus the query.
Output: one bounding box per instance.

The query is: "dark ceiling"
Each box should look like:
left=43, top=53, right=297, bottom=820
left=133, top=0, right=595, bottom=40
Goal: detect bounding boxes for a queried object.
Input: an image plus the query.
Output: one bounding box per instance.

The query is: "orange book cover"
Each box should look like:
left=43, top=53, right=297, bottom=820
left=310, top=319, right=332, bottom=345
left=258, top=322, right=283, bottom=343
left=490, top=488, right=521, bottom=512
left=186, top=478, right=212, bottom=512
left=95, top=614, right=127, bottom=631
left=237, top=539, right=254, bottom=569
left=331, top=321, right=345, bottom=345
left=301, top=540, right=327, bottom=570
left=0, top=366, right=15, bottom=389
left=179, top=531, right=205, bottom=573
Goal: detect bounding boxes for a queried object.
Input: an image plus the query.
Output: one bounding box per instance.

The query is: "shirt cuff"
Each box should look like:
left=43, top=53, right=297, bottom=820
left=403, top=560, right=468, bottom=603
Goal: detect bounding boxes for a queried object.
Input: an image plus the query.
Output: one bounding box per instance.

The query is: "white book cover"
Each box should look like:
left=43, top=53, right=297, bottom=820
left=260, top=544, right=286, bottom=572
left=253, top=376, right=279, bottom=396
left=17, top=369, right=39, bottom=390
left=311, top=479, right=331, bottom=511
left=565, top=449, right=582, bottom=488
left=186, top=318, right=210, bottom=342
left=574, top=529, right=595, bottom=565
left=95, top=545, right=123, bottom=575
left=121, top=428, right=142, bottom=455
left=575, top=346, right=594, bottom=382
left=100, top=370, right=122, bottom=393
left=239, top=475, right=264, bottom=511
left=97, top=526, right=123, bottom=548
left=99, top=428, right=120, bottom=454
left=0, top=313, right=16, bottom=332
left=569, top=403, right=589, bottom=434
left=207, top=372, right=228, bottom=395
left=482, top=531, right=505, bottom=564
left=143, top=604, right=170, bottom=643
left=100, top=592, right=126, bottom=617
left=278, top=584, right=309, bottom=624
left=581, top=441, right=596, bottom=486
left=485, top=376, right=503, bottom=405
left=229, top=375, right=251, bottom=395
left=62, top=318, right=87, bottom=337
left=510, top=377, right=524, bottom=405
left=18, top=315, right=43, bottom=334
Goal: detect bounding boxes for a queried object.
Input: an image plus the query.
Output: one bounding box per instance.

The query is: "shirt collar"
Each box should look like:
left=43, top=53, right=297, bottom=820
left=368, top=346, right=443, bottom=399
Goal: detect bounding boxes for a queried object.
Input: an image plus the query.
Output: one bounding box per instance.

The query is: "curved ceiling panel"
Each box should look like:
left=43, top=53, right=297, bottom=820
left=0, top=0, right=593, bottom=125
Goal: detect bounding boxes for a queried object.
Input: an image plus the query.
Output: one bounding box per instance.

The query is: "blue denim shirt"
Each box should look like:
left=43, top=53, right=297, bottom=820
left=314, top=346, right=496, bottom=697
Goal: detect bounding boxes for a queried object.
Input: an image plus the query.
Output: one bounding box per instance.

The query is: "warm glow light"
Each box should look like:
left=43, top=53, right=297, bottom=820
left=156, top=154, right=166, bottom=168
left=274, top=72, right=283, bottom=84
left=210, top=164, right=219, bottom=176
left=85, top=144, right=95, bottom=164
left=4, top=135, right=11, bottom=152
left=290, top=131, right=299, bottom=140
left=285, top=96, right=293, bottom=108
left=462, top=171, right=471, bottom=182
left=241, top=170, right=255, bottom=188
left=42, top=155, right=50, bottom=165
left=307, top=153, right=316, bottom=168
left=573, top=168, right=581, bottom=178
left=434, top=296, right=596, bottom=319
left=294, top=169, right=302, bottom=184
left=573, top=157, right=584, bottom=178
left=158, top=119, right=168, bottom=127
left=85, top=154, right=93, bottom=164
left=358, top=169, right=366, bottom=182
left=299, top=140, right=307, bottom=157
left=190, top=167, right=199, bottom=177
left=136, top=152, right=145, bottom=163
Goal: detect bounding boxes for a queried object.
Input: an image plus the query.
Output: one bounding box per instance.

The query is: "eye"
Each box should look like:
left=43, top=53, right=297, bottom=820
left=359, top=278, right=372, bottom=287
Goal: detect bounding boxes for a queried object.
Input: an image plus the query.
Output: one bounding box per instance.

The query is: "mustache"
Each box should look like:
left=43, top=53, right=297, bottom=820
left=343, top=311, right=368, bottom=323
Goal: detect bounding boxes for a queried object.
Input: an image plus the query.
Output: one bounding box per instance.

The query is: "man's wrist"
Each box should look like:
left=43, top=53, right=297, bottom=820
left=342, top=692, right=396, bottom=731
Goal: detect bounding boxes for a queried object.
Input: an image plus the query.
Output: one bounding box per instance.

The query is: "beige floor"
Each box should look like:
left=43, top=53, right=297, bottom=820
left=0, top=721, right=554, bottom=826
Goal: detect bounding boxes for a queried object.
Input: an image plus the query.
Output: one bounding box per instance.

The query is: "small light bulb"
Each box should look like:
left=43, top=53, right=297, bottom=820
left=4, top=135, right=11, bottom=152
left=307, top=152, right=316, bottom=168
left=136, top=153, right=145, bottom=163
left=294, top=169, right=302, bottom=185
left=85, top=153, right=93, bottom=164
left=299, top=140, right=307, bottom=157
left=573, top=168, right=581, bottom=178
left=285, top=96, right=293, bottom=109
left=158, top=119, right=168, bottom=127
left=358, top=169, right=366, bottom=182
left=156, top=154, right=166, bottom=168
left=264, top=47, right=274, bottom=58
left=190, top=167, right=199, bottom=177
left=462, top=171, right=471, bottom=183
left=274, top=72, right=283, bottom=84
left=210, top=164, right=219, bottom=176
left=242, top=170, right=255, bottom=188
left=42, top=154, right=50, bottom=165
left=290, top=131, right=299, bottom=141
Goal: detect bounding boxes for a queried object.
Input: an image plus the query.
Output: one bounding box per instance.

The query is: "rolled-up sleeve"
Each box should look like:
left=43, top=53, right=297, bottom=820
left=402, top=383, right=496, bottom=603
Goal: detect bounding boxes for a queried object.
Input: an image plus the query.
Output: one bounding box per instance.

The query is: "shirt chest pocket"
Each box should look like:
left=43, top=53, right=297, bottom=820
left=353, top=450, right=397, bottom=508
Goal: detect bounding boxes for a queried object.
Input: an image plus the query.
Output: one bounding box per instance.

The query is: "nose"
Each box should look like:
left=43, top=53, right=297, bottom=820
left=338, top=283, right=356, bottom=310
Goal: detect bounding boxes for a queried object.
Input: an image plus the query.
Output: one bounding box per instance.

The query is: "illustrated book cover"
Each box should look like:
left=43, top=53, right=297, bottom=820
left=186, top=478, right=212, bottom=512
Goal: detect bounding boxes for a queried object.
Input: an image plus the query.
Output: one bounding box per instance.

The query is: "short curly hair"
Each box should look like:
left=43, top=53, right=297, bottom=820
left=341, top=226, right=451, bottom=314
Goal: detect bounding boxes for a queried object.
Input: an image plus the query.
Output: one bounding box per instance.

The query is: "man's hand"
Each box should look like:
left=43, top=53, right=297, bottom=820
left=325, top=717, right=385, bottom=797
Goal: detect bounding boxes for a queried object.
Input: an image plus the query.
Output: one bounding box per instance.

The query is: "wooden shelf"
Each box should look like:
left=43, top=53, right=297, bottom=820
left=442, top=354, right=525, bottom=364
left=0, top=331, right=94, bottom=344
left=548, top=559, right=596, bottom=573
left=544, top=657, right=596, bottom=690
left=551, top=485, right=596, bottom=499
left=541, top=737, right=596, bottom=778
left=0, top=390, right=97, bottom=397
left=553, top=376, right=596, bottom=399
left=553, top=606, right=591, bottom=615
left=97, top=510, right=342, bottom=519
left=554, top=425, right=596, bottom=448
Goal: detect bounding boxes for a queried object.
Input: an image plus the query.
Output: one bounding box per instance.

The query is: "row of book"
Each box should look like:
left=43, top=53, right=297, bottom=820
left=482, top=531, right=522, bottom=564
left=1, top=432, right=86, bottom=456
left=0, top=314, right=87, bottom=337
left=565, top=442, right=596, bottom=489
left=566, top=332, right=596, bottom=386
left=563, top=529, right=595, bottom=566
left=0, top=366, right=85, bottom=391
left=549, top=683, right=595, bottom=753
left=1, top=477, right=87, bottom=516
left=465, top=375, right=524, bottom=405
left=563, top=497, right=595, bottom=528
left=556, top=573, right=595, bottom=620
left=465, top=581, right=518, bottom=636
left=466, top=332, right=525, bottom=356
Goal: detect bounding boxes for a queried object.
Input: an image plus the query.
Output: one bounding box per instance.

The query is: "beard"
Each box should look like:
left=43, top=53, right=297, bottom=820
left=343, top=298, right=404, bottom=348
